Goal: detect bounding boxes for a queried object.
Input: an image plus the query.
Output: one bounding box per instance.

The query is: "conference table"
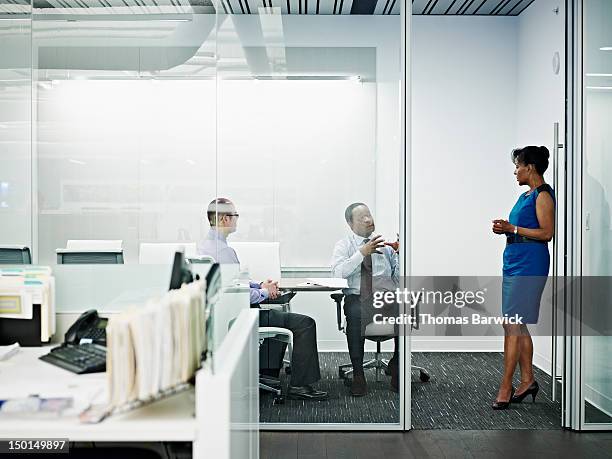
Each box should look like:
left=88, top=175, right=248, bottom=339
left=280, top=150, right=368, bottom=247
left=279, top=277, right=346, bottom=292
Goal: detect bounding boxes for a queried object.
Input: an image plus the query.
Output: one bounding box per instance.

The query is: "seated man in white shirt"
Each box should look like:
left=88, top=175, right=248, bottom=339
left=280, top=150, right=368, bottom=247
left=331, top=202, right=399, bottom=397
left=198, top=198, right=327, bottom=401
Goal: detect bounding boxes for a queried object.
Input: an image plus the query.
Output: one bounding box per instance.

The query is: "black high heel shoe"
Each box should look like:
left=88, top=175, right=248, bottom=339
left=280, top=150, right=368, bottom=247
left=511, top=381, right=539, bottom=403
left=492, top=387, right=515, bottom=410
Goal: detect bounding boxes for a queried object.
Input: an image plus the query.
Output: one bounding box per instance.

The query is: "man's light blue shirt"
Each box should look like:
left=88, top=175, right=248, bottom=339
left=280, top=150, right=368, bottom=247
left=331, top=231, right=399, bottom=296
left=198, top=228, right=269, bottom=304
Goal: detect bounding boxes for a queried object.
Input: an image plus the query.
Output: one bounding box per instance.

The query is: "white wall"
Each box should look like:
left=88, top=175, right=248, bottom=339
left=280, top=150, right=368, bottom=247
left=411, top=16, right=518, bottom=277
left=30, top=16, right=401, bottom=268
left=409, top=16, right=517, bottom=353
left=36, top=79, right=217, bottom=265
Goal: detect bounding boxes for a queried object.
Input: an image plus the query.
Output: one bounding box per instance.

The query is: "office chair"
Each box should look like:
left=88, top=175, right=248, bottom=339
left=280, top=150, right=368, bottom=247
left=228, top=315, right=292, bottom=405
left=0, top=246, right=32, bottom=264
left=258, top=327, right=293, bottom=404
left=138, top=242, right=197, bottom=264
left=230, top=241, right=294, bottom=371
left=56, top=240, right=124, bottom=264
left=331, top=293, right=430, bottom=382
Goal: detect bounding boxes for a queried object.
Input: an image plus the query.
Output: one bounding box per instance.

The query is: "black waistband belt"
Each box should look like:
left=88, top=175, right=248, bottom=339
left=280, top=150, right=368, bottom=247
left=506, top=234, right=546, bottom=245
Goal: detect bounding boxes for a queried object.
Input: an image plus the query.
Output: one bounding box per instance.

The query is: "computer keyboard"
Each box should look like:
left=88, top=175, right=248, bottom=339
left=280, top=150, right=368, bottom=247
left=39, top=343, right=106, bottom=374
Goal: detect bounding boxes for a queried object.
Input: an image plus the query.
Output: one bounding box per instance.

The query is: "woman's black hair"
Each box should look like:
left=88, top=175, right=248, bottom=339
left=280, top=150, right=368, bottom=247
left=511, top=146, right=550, bottom=175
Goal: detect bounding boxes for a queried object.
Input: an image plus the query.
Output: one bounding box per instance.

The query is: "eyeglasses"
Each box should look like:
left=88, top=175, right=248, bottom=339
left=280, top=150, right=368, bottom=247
left=225, top=213, right=240, bottom=217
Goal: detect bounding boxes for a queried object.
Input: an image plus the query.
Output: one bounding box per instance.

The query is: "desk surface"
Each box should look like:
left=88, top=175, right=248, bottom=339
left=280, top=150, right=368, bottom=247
left=0, top=347, right=196, bottom=442
left=279, top=277, right=344, bottom=292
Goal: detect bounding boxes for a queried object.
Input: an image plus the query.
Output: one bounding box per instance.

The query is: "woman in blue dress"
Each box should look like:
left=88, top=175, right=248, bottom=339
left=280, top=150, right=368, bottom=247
left=491, top=146, right=555, bottom=410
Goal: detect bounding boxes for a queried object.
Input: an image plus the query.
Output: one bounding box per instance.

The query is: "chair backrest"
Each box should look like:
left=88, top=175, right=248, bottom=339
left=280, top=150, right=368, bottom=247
left=187, top=255, right=215, bottom=264
left=0, top=246, right=32, bottom=264
left=66, top=240, right=123, bottom=251
left=57, top=240, right=124, bottom=264
left=229, top=242, right=281, bottom=282
left=138, top=242, right=197, bottom=265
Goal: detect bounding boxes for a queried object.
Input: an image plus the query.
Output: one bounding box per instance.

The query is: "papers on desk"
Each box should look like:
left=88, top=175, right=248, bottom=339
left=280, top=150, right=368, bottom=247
left=0, top=395, right=73, bottom=417
left=106, top=279, right=207, bottom=410
left=297, top=278, right=348, bottom=289
left=0, top=343, right=19, bottom=361
left=0, top=267, right=55, bottom=343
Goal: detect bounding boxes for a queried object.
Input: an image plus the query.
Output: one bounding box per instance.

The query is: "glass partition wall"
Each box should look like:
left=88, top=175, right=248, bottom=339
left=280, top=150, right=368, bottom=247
left=31, top=7, right=218, bottom=264
left=578, top=0, right=612, bottom=429
left=0, top=4, right=32, bottom=248
left=1, top=1, right=406, bottom=429
left=215, top=7, right=404, bottom=428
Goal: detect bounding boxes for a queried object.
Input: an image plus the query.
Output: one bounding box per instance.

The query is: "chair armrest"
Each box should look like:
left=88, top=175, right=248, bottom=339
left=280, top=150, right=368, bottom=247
left=259, top=327, right=293, bottom=345
left=258, top=303, right=288, bottom=311
left=330, top=293, right=344, bottom=331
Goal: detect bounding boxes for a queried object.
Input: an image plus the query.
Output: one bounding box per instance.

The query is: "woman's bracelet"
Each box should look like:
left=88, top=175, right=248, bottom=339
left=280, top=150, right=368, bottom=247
left=514, top=225, right=519, bottom=235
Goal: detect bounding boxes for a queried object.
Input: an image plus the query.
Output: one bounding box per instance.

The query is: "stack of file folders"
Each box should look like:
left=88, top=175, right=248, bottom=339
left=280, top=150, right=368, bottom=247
left=106, top=279, right=207, bottom=408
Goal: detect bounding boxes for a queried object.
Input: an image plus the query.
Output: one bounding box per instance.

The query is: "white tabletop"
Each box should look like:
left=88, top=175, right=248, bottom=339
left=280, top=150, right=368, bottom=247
left=279, top=277, right=345, bottom=292
left=0, top=347, right=196, bottom=442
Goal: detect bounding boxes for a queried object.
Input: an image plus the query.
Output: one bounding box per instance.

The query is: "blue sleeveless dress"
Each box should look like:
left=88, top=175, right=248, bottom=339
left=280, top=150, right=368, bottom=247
left=502, top=186, right=554, bottom=324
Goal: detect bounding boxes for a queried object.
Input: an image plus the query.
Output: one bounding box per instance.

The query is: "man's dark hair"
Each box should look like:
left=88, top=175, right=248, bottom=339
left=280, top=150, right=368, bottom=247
left=207, top=197, right=233, bottom=226
left=345, top=202, right=367, bottom=224
left=511, top=146, right=550, bottom=175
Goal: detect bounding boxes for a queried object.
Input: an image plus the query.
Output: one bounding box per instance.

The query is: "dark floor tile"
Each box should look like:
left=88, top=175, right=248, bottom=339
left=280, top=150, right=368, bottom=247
left=262, top=430, right=612, bottom=459
left=260, top=432, right=298, bottom=459
left=323, top=433, right=361, bottom=459
left=296, top=433, right=326, bottom=457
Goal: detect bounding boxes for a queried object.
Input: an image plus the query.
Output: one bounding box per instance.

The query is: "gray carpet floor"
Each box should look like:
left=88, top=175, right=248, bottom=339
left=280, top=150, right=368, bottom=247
left=260, top=352, right=562, bottom=429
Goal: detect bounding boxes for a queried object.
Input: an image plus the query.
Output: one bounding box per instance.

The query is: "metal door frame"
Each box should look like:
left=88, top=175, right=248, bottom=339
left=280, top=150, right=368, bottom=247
left=564, top=0, right=612, bottom=431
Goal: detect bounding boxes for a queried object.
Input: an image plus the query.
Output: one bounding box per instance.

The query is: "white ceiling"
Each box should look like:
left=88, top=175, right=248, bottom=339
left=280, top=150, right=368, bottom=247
left=0, top=0, right=536, bottom=15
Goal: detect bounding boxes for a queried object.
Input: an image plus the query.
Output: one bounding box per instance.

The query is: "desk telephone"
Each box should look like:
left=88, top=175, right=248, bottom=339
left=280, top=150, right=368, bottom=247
left=39, top=310, right=108, bottom=374
left=64, top=309, right=107, bottom=346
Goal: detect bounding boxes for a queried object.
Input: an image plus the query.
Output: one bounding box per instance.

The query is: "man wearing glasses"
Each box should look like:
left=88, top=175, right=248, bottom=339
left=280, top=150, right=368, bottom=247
left=198, top=197, right=328, bottom=401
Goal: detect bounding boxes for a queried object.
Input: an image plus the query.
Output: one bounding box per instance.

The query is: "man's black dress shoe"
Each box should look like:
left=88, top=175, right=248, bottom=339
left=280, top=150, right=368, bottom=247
left=287, top=385, right=328, bottom=401
left=389, top=364, right=399, bottom=393
left=350, top=374, right=368, bottom=397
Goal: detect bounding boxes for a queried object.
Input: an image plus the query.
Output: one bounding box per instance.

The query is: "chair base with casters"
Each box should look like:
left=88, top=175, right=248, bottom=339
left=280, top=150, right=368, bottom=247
left=331, top=293, right=431, bottom=384
left=338, top=337, right=391, bottom=383
left=258, top=326, right=293, bottom=405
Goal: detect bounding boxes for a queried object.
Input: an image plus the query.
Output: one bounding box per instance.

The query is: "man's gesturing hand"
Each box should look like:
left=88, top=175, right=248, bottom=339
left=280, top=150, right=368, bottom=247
left=360, top=235, right=385, bottom=256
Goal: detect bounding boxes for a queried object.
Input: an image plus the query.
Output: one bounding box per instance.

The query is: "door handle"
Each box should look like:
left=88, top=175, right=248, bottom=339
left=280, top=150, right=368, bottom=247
left=551, top=121, right=563, bottom=402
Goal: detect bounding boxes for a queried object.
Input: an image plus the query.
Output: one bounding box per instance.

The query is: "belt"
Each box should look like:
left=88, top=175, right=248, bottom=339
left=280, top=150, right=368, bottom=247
left=506, top=234, right=546, bottom=245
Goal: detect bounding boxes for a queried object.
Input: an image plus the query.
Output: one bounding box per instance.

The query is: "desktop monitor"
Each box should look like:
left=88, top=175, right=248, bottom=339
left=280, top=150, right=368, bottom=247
left=169, top=251, right=194, bottom=290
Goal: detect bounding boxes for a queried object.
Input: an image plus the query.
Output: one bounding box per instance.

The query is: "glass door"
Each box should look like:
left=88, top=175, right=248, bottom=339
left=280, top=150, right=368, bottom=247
left=566, top=0, right=612, bottom=430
